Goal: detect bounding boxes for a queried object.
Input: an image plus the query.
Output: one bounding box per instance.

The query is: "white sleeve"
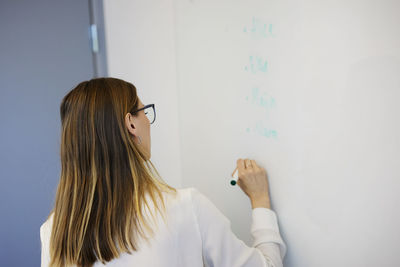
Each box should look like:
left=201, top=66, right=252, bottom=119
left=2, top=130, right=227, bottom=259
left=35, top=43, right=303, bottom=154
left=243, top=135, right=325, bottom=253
left=190, top=188, right=286, bottom=267
left=40, top=223, right=50, bottom=267
left=251, top=208, right=287, bottom=267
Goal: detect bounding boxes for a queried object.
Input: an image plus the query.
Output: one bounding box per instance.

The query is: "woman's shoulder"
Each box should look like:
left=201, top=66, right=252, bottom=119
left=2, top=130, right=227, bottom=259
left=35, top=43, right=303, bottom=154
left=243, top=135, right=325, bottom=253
left=171, top=186, right=198, bottom=197
left=153, top=186, right=207, bottom=216
left=40, top=212, right=54, bottom=242
left=162, top=186, right=203, bottom=205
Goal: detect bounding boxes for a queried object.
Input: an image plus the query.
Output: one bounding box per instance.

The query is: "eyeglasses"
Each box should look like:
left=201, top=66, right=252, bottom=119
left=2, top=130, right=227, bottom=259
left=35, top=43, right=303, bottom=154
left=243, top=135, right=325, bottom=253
left=130, top=103, right=156, bottom=124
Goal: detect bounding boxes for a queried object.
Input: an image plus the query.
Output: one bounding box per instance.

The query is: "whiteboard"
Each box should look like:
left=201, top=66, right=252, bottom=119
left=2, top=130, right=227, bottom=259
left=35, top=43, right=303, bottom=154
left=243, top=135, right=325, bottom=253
left=174, top=0, right=400, bottom=266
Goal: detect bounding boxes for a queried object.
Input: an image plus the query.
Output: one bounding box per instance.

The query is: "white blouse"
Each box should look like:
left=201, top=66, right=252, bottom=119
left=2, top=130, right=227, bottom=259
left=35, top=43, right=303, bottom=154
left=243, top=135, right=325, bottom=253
left=40, top=187, right=287, bottom=267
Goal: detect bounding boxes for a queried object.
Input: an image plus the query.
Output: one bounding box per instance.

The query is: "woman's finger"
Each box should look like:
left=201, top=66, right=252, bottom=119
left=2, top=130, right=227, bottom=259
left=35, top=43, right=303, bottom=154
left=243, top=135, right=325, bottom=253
left=245, top=158, right=252, bottom=169
left=237, top=158, right=245, bottom=171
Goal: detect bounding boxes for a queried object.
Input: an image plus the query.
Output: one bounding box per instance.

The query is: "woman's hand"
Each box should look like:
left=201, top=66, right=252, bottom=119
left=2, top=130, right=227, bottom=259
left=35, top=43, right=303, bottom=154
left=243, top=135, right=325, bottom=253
left=234, top=158, right=271, bottom=209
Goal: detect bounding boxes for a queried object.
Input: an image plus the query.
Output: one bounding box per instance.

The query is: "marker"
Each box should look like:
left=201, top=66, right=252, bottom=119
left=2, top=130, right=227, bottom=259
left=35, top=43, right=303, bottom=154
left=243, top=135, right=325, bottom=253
left=230, top=168, right=239, bottom=186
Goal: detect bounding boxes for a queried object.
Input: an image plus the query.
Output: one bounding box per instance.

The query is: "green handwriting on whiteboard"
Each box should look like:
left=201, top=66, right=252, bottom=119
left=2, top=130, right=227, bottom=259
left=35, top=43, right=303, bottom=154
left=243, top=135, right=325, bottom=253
left=245, top=87, right=278, bottom=139
left=255, top=121, right=278, bottom=138
left=246, top=121, right=278, bottom=139
left=243, top=16, right=275, bottom=38
left=248, top=87, right=276, bottom=111
left=244, top=56, right=268, bottom=73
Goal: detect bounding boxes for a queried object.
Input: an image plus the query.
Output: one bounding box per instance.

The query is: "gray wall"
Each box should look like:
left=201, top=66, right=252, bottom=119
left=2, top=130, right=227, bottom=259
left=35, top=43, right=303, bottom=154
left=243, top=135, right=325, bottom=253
left=0, top=0, right=107, bottom=266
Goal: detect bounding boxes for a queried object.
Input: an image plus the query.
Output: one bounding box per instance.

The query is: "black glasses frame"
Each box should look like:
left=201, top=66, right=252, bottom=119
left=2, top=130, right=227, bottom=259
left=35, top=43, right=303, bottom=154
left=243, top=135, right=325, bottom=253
left=130, top=103, right=156, bottom=124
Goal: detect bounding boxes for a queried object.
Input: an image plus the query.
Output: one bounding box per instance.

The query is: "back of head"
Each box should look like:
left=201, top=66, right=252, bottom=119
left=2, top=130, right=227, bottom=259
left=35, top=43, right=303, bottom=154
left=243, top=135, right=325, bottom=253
left=49, top=77, right=176, bottom=267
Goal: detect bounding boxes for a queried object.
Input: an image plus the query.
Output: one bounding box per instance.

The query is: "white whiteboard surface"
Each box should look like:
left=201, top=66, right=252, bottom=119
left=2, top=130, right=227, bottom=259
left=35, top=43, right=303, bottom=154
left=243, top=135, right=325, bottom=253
left=174, top=0, right=400, bottom=266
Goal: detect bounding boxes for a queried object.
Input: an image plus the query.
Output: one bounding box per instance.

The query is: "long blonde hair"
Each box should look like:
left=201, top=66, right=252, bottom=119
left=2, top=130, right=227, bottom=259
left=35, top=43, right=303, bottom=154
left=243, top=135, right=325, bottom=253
left=49, top=77, right=176, bottom=266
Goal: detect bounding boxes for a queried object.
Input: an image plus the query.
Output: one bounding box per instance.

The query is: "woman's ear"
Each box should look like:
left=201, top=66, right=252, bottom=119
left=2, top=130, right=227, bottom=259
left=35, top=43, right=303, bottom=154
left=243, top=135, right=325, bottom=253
left=125, top=113, right=137, bottom=136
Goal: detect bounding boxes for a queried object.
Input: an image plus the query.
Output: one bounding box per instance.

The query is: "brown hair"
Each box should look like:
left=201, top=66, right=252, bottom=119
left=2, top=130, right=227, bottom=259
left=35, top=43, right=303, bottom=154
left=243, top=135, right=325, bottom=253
left=49, top=77, right=176, bottom=266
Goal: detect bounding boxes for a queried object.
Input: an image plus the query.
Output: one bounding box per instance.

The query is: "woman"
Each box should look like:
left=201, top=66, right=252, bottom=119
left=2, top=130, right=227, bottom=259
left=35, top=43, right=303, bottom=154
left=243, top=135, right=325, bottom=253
left=40, top=77, right=286, bottom=267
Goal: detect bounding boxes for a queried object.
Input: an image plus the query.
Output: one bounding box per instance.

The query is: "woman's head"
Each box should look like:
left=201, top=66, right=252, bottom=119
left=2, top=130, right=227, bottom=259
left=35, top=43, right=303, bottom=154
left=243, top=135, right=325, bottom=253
left=60, top=77, right=151, bottom=160
left=51, top=77, right=176, bottom=267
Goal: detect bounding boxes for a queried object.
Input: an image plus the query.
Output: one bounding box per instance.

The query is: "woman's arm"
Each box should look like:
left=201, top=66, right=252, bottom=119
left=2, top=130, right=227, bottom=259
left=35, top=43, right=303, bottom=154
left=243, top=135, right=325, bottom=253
left=190, top=187, right=286, bottom=267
